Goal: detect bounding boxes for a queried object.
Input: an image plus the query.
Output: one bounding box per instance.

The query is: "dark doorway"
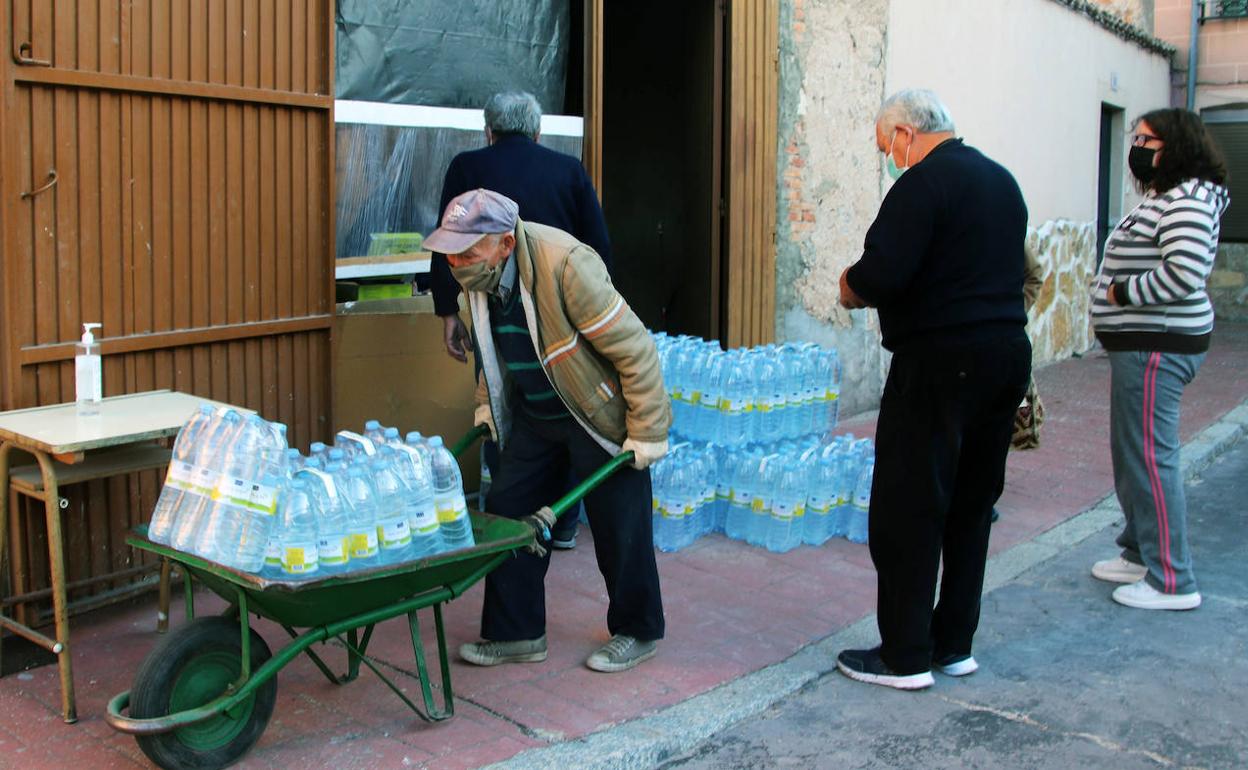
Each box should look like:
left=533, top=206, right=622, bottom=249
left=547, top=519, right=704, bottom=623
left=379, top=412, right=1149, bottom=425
left=1097, top=104, right=1124, bottom=263
left=602, top=0, right=723, bottom=341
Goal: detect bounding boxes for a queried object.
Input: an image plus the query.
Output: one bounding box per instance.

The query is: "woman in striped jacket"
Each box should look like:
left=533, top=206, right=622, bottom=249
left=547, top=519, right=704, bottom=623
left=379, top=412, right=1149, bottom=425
left=1090, top=108, right=1230, bottom=611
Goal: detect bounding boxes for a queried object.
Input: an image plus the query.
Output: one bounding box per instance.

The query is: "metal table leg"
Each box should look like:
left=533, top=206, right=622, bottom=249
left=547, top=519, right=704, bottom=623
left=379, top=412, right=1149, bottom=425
left=34, top=448, right=76, bottom=723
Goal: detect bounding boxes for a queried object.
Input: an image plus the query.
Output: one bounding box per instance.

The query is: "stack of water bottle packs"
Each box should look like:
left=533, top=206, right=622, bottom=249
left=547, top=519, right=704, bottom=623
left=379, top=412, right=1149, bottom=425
left=648, top=334, right=875, bottom=554
left=146, top=406, right=476, bottom=580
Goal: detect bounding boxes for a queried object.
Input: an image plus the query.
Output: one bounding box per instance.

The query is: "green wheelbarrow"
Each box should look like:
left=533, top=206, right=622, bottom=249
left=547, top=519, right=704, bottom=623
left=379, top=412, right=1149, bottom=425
left=106, top=425, right=633, bottom=770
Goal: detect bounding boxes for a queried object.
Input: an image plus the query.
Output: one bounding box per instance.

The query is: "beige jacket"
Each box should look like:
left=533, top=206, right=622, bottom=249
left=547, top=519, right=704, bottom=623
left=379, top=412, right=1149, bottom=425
left=469, top=220, right=671, bottom=454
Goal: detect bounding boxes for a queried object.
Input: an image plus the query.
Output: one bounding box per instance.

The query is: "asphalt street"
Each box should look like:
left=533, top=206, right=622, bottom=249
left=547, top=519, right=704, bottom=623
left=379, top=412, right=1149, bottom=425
left=659, top=439, right=1248, bottom=770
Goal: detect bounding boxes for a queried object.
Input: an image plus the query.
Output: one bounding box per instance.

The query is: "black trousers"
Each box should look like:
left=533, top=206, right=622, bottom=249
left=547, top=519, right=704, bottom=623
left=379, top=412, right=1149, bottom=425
left=480, top=408, right=665, bottom=642
left=869, top=333, right=1031, bottom=674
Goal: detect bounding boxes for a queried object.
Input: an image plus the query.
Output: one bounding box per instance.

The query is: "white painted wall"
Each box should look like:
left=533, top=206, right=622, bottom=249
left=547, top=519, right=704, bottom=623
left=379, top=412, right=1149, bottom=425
left=885, top=0, right=1171, bottom=225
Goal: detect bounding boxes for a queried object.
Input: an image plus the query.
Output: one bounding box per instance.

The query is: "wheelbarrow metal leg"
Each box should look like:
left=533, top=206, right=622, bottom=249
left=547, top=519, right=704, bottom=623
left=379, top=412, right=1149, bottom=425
left=283, top=624, right=346, bottom=686
left=407, top=603, right=454, bottom=721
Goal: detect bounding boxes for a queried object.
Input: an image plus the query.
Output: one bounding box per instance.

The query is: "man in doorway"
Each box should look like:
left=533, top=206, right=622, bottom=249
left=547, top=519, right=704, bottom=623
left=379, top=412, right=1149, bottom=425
left=425, top=188, right=669, bottom=673
left=430, top=90, right=611, bottom=550
left=836, top=89, right=1032, bottom=690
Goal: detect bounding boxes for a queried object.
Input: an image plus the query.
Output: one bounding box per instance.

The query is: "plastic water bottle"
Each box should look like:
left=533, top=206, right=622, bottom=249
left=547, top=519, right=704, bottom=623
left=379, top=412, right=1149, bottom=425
left=756, top=354, right=785, bottom=444
left=363, top=419, right=388, bottom=444
left=341, top=462, right=380, bottom=568
left=713, top=445, right=731, bottom=533
left=391, top=439, right=442, bottom=558
left=276, top=476, right=321, bottom=578
left=428, top=437, right=475, bottom=550
left=697, top=351, right=726, bottom=443
left=651, top=457, right=675, bottom=552
left=847, top=457, right=873, bottom=544
left=781, top=349, right=805, bottom=440
left=299, top=465, right=350, bottom=575
left=168, top=409, right=245, bottom=552
left=335, top=430, right=377, bottom=459
left=719, top=352, right=752, bottom=447
left=202, top=414, right=286, bottom=572
left=149, top=404, right=215, bottom=543
left=803, top=446, right=838, bottom=545
left=309, top=441, right=330, bottom=462
left=766, top=452, right=807, bottom=553
left=747, top=453, right=780, bottom=546
left=371, top=447, right=413, bottom=563
left=724, top=450, right=755, bottom=541
left=285, top=448, right=304, bottom=475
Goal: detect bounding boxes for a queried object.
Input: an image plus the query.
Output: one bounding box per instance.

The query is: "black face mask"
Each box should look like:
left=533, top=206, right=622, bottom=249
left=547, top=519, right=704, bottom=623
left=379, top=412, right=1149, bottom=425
left=1128, top=145, right=1158, bottom=185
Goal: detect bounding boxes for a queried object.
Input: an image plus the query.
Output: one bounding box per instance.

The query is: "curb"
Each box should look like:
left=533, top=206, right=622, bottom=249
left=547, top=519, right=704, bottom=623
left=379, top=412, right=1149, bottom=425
left=485, top=400, right=1248, bottom=770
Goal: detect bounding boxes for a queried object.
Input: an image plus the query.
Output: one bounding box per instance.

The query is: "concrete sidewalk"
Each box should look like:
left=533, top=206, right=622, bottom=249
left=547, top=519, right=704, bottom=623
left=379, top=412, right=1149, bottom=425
left=2, top=324, right=1246, bottom=770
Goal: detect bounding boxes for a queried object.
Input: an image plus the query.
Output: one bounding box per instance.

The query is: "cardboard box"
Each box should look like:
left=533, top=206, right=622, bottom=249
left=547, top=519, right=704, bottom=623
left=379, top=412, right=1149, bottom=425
left=333, top=295, right=482, bottom=490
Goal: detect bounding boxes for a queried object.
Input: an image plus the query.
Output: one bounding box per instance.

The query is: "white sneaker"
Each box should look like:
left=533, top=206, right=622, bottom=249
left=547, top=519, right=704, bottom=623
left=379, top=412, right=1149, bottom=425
left=1111, top=580, right=1201, bottom=611
left=1092, top=556, right=1148, bottom=584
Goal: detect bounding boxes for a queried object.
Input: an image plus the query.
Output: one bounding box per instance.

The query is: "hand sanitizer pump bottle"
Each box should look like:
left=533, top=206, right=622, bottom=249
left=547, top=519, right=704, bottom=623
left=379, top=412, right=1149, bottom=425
left=76, top=323, right=103, bottom=417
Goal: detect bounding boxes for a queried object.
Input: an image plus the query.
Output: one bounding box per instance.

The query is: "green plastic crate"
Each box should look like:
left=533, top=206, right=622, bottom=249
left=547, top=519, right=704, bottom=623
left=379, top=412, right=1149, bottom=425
left=367, top=232, right=424, bottom=256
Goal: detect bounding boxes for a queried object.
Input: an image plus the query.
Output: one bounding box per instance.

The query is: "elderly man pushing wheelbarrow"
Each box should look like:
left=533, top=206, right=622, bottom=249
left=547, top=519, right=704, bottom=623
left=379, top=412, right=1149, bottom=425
left=426, top=188, right=671, bottom=673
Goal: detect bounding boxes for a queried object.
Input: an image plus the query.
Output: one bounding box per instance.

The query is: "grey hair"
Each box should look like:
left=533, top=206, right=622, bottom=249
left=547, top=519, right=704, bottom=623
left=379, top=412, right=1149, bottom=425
left=876, top=89, right=956, bottom=134
left=484, top=91, right=542, bottom=139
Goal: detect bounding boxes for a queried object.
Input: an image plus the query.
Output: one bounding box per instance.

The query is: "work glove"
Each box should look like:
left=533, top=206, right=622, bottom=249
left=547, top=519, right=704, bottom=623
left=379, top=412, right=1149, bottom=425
left=621, top=438, right=668, bottom=470
left=474, top=404, right=496, bottom=442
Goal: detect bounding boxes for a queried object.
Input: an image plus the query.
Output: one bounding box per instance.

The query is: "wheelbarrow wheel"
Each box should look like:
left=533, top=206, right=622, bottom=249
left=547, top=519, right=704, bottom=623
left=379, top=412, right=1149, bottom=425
left=130, top=616, right=277, bottom=770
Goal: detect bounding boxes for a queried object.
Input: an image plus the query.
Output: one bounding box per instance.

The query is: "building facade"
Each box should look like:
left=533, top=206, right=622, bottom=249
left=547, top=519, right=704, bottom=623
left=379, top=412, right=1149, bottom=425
left=774, top=0, right=1173, bottom=415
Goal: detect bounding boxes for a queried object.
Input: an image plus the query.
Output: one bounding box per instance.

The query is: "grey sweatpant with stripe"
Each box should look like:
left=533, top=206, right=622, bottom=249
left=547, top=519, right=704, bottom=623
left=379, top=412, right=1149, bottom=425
left=1109, top=350, right=1205, bottom=595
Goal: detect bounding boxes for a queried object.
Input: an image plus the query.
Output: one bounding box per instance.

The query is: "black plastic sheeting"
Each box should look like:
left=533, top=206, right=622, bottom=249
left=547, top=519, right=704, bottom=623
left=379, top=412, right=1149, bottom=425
left=335, top=0, right=571, bottom=113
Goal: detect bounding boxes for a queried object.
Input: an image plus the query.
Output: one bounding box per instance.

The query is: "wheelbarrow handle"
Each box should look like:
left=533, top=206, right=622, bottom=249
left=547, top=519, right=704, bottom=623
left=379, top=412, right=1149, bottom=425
left=548, top=450, right=635, bottom=518
left=450, top=423, right=491, bottom=458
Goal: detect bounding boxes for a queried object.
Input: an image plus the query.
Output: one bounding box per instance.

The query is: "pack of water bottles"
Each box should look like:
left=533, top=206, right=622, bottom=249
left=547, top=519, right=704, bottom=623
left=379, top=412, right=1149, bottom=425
left=652, top=334, right=842, bottom=445
left=147, top=406, right=476, bottom=579
left=651, top=434, right=875, bottom=554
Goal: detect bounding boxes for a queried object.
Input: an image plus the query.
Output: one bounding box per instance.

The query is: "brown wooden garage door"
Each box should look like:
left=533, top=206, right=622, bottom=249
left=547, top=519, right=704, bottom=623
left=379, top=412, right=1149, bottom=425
left=0, top=1, right=334, bottom=622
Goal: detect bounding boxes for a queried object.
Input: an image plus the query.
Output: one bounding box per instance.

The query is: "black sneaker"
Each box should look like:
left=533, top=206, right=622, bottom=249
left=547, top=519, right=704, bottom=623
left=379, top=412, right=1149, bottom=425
left=836, top=647, right=934, bottom=690
left=932, top=652, right=979, bottom=676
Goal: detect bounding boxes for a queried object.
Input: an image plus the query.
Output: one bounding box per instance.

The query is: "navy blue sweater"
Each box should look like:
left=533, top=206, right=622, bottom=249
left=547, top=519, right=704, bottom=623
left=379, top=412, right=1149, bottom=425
left=430, top=134, right=611, bottom=317
left=846, top=139, right=1028, bottom=352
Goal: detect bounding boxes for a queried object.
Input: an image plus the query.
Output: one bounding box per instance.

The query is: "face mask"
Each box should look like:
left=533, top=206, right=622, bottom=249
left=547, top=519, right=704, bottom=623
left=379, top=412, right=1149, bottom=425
left=885, top=130, right=912, bottom=180
left=451, top=259, right=503, bottom=293
left=1128, top=145, right=1158, bottom=186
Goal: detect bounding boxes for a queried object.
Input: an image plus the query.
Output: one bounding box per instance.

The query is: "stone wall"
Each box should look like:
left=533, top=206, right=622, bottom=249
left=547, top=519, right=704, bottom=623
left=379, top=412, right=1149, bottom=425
left=1210, top=242, right=1248, bottom=322
left=776, top=0, right=892, bottom=418
left=1088, top=0, right=1154, bottom=31
left=1025, top=221, right=1099, bottom=363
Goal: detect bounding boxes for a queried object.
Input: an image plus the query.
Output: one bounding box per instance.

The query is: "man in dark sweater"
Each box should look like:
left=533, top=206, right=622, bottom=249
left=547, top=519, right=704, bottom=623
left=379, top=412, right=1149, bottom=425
left=431, top=91, right=611, bottom=549
left=836, top=89, right=1032, bottom=690
left=430, top=91, right=611, bottom=363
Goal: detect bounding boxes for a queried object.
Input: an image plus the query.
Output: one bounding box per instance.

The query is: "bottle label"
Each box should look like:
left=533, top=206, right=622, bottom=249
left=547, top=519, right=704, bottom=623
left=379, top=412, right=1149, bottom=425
left=318, top=536, right=349, bottom=566
left=212, top=475, right=279, bottom=515
left=435, top=494, right=468, bottom=524
left=807, top=497, right=833, bottom=514
left=660, top=498, right=683, bottom=519
left=264, top=538, right=282, bottom=568
left=772, top=502, right=794, bottom=521
left=188, top=466, right=219, bottom=497
left=408, top=501, right=439, bottom=534
left=378, top=518, right=412, bottom=549
left=282, top=543, right=319, bottom=574
left=349, top=529, right=379, bottom=558
left=165, top=460, right=194, bottom=490
left=793, top=503, right=806, bottom=519
left=731, top=490, right=753, bottom=507
left=671, top=387, right=683, bottom=402
left=751, top=498, right=767, bottom=513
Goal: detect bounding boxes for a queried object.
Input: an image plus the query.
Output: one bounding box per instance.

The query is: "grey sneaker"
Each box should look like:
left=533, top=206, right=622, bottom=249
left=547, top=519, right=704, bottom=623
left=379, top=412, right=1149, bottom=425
left=585, top=635, right=657, bottom=673
left=459, top=636, right=548, bottom=667
left=550, top=533, right=577, bottom=550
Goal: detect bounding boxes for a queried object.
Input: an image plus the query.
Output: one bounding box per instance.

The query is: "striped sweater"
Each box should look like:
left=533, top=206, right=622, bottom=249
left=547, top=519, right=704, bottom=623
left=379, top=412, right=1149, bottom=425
left=1091, top=178, right=1230, bottom=353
